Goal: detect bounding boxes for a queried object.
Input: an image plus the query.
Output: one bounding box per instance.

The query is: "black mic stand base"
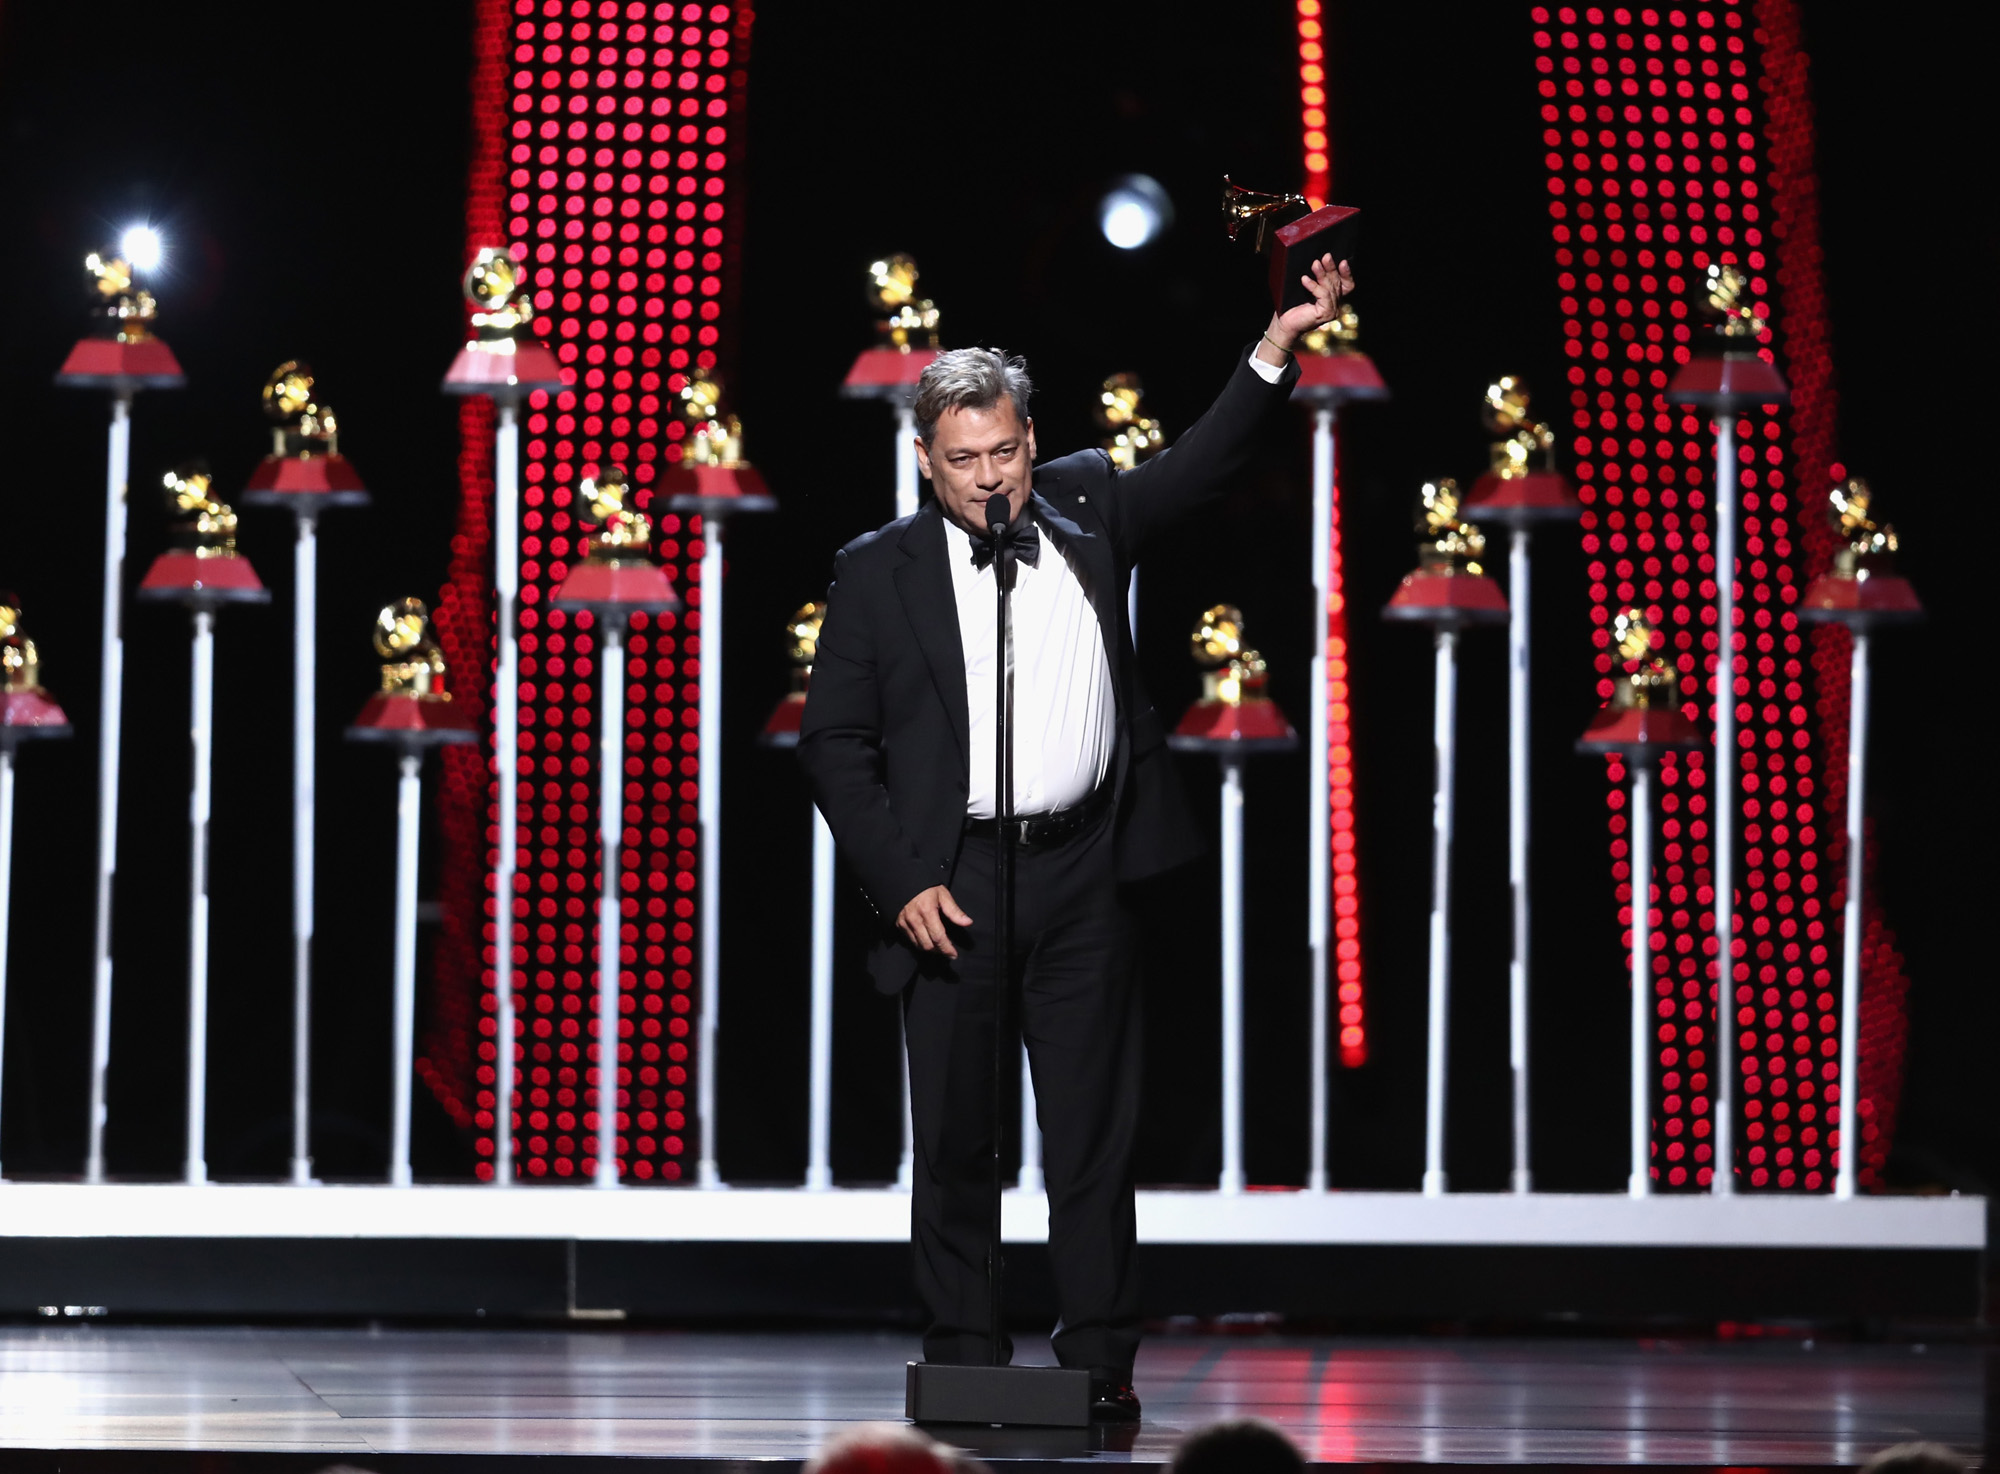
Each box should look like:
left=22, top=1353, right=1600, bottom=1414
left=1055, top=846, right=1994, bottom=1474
left=905, top=1361, right=1091, bottom=1428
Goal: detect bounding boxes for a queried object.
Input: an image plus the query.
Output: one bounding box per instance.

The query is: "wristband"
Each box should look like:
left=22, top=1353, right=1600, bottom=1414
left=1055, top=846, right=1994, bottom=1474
left=1260, top=330, right=1294, bottom=357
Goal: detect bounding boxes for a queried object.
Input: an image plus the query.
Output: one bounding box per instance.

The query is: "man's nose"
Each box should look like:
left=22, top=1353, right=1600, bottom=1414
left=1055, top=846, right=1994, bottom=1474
left=975, top=458, right=1005, bottom=490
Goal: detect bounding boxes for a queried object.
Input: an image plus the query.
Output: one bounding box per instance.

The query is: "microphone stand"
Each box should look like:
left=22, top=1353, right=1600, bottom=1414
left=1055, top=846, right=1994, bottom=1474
left=904, top=496, right=1089, bottom=1429
left=986, top=495, right=1014, bottom=1370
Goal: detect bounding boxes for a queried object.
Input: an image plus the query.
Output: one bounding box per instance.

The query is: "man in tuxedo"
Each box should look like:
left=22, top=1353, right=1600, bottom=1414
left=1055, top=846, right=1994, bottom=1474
left=799, top=256, right=1352, bottom=1420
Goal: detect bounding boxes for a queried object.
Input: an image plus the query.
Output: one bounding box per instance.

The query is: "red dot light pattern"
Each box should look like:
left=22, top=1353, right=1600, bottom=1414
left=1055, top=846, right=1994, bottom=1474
left=1296, top=0, right=1331, bottom=208
left=1531, top=1, right=1848, bottom=1193
left=429, top=0, right=754, bottom=1185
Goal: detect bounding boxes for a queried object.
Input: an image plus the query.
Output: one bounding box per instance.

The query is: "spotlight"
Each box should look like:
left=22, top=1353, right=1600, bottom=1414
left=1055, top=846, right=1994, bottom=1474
left=1098, top=175, right=1173, bottom=251
left=119, top=224, right=163, bottom=273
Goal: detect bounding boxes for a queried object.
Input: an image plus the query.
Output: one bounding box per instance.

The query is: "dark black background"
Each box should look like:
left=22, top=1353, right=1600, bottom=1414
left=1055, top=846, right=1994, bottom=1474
left=0, top=2, right=1986, bottom=1200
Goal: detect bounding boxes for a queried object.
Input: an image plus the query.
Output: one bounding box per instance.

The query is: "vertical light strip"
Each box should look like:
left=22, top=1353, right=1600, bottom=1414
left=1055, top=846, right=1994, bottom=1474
left=432, top=0, right=755, bottom=1184
left=1297, top=1, right=1331, bottom=209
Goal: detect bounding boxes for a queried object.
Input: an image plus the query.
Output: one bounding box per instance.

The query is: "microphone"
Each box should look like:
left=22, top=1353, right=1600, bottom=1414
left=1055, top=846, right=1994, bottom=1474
left=983, top=493, right=1011, bottom=540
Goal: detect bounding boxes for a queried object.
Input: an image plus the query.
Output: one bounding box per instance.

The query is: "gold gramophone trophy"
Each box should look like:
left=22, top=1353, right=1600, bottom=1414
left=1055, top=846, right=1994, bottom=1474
left=843, top=253, right=945, bottom=519
left=1663, top=261, right=1791, bottom=1197
left=1168, top=604, right=1297, bottom=746
left=240, top=360, right=374, bottom=1181
left=759, top=601, right=826, bottom=749
left=57, top=236, right=191, bottom=1183
left=1223, top=179, right=1383, bottom=406
left=1794, top=475, right=1922, bottom=1198
left=133, top=467, right=270, bottom=1185
left=1465, top=374, right=1577, bottom=523
left=0, top=595, right=73, bottom=1159
left=1163, top=600, right=1297, bottom=1197
left=551, top=463, right=681, bottom=1190
left=342, top=598, right=478, bottom=1188
left=440, top=247, right=567, bottom=1185
left=1380, top=478, right=1507, bottom=1198
left=1094, top=374, right=1165, bottom=471
left=1576, top=608, right=1703, bottom=1198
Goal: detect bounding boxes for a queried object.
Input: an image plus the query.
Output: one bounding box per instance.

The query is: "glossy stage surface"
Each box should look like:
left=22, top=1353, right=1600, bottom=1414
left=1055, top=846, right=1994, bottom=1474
left=0, top=1326, right=1982, bottom=1468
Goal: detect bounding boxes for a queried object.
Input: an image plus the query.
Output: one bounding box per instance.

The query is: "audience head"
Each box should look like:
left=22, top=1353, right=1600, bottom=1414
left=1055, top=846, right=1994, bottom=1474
left=1861, top=1443, right=1969, bottom=1474
left=806, top=1423, right=984, bottom=1474
left=1167, top=1418, right=1305, bottom=1474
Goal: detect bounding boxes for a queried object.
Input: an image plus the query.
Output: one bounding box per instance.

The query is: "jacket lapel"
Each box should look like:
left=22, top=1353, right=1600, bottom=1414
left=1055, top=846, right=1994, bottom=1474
left=893, top=503, right=971, bottom=769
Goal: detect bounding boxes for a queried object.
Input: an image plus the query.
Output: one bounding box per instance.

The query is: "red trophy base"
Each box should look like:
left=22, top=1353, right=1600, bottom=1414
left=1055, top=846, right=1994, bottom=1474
left=55, top=335, right=187, bottom=392
left=346, top=692, right=481, bottom=750
left=550, top=560, right=682, bottom=615
left=841, top=346, right=940, bottom=400
left=0, top=687, right=73, bottom=749
left=1167, top=698, right=1299, bottom=754
left=1466, top=469, right=1579, bottom=527
left=136, top=551, right=271, bottom=606
left=1796, top=571, right=1924, bottom=630
left=1381, top=567, right=1509, bottom=626
left=239, top=453, right=371, bottom=510
left=663, top=463, right=779, bottom=517
left=441, top=341, right=566, bottom=398
left=758, top=691, right=806, bottom=750
left=1665, top=350, right=1791, bottom=410
left=1291, top=351, right=1389, bottom=406
left=1576, top=701, right=1704, bottom=760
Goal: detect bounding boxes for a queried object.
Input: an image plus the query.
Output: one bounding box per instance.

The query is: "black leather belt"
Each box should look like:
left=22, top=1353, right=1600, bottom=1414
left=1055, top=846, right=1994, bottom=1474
left=963, top=785, right=1111, bottom=849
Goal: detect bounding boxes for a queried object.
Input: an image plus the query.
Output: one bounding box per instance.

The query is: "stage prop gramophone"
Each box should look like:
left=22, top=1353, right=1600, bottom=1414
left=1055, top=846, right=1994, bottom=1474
left=136, top=465, right=271, bottom=1185
left=1796, top=477, right=1922, bottom=1200
left=239, top=361, right=372, bottom=1184
left=1464, top=374, right=1578, bottom=1194
left=662, top=376, right=774, bottom=1190
left=0, top=597, right=72, bottom=1179
left=56, top=238, right=186, bottom=1184
left=1664, top=261, right=1791, bottom=1198
left=1382, top=478, right=1507, bottom=1196
left=441, top=246, right=565, bottom=1186
left=1167, top=605, right=1298, bottom=1195
left=1224, top=176, right=1382, bottom=1191
left=1577, top=609, right=1703, bottom=1198
left=345, top=598, right=478, bottom=1186
left=757, top=602, right=840, bottom=1191
left=549, top=468, right=681, bottom=1189
left=842, top=254, right=943, bottom=520
left=1095, top=373, right=1165, bottom=640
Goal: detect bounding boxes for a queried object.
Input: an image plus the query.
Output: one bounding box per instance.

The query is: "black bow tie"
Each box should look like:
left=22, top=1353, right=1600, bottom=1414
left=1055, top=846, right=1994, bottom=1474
left=970, top=517, right=1041, bottom=571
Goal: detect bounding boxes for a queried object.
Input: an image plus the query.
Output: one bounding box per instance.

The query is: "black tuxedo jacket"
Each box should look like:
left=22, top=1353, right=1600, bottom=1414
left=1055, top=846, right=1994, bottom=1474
left=798, top=347, right=1302, bottom=993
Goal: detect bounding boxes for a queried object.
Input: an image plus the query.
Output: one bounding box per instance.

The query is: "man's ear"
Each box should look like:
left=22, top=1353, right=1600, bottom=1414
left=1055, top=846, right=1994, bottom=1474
left=913, top=437, right=933, bottom=482
left=1024, top=416, right=1037, bottom=464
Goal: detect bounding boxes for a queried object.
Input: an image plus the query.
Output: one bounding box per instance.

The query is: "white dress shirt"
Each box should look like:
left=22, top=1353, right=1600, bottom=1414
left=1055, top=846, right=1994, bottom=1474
left=945, top=516, right=1113, bottom=820
left=944, top=352, right=1287, bottom=820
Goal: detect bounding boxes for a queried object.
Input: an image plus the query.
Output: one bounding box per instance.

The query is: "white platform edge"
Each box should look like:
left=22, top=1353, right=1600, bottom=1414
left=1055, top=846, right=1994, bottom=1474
left=0, top=1184, right=1981, bottom=1248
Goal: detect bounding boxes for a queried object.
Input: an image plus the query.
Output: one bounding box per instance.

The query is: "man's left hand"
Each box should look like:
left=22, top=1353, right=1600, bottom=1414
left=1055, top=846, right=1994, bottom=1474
left=1258, top=254, right=1355, bottom=362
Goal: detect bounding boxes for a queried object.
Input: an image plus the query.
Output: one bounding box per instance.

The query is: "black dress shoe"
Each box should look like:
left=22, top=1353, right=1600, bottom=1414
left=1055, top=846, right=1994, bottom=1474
left=1089, top=1379, right=1141, bottom=1423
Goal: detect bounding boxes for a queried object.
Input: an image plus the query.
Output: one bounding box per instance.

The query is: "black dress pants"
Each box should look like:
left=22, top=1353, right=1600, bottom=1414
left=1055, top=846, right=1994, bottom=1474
left=902, top=808, right=1142, bottom=1379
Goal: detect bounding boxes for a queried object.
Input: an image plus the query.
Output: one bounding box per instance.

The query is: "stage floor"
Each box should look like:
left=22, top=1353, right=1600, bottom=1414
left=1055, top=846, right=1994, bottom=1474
left=0, top=1326, right=1982, bottom=1468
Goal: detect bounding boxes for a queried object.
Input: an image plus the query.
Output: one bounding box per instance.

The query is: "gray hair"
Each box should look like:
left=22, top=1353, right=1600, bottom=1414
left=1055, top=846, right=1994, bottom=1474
left=912, top=347, right=1032, bottom=445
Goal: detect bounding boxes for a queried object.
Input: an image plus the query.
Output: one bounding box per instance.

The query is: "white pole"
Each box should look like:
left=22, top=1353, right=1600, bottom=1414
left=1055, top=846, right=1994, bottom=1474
left=1220, top=753, right=1246, bottom=1195
left=596, top=622, right=626, bottom=1190
left=85, top=393, right=132, bottom=1185
left=1628, top=758, right=1654, bottom=1198
left=0, top=747, right=13, bottom=1177
left=184, top=610, right=215, bottom=1187
left=1422, top=630, right=1458, bottom=1198
left=1307, top=406, right=1333, bottom=1193
left=1507, top=527, right=1533, bottom=1194
left=896, top=1034, right=915, bottom=1191
left=806, top=804, right=835, bottom=1190
left=1834, top=632, right=1870, bottom=1201
left=290, top=512, right=318, bottom=1185
left=1017, top=1043, right=1042, bottom=1193
left=390, top=752, right=421, bottom=1188
left=491, top=402, right=521, bottom=1186
left=894, top=406, right=919, bottom=521
left=696, top=522, right=725, bottom=1188
left=1710, top=417, right=1737, bottom=1195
